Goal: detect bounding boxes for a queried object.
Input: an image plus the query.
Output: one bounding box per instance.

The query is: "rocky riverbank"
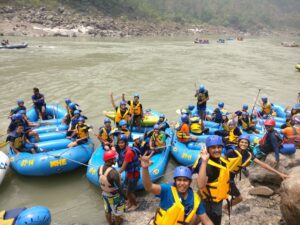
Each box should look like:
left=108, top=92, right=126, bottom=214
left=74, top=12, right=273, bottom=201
left=0, top=5, right=268, bottom=38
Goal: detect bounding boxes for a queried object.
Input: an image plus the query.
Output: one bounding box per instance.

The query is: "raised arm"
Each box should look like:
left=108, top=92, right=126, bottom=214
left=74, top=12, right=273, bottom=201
left=110, top=92, right=116, bottom=109
left=253, top=158, right=289, bottom=180
left=197, top=148, right=209, bottom=189
left=122, top=93, right=126, bottom=102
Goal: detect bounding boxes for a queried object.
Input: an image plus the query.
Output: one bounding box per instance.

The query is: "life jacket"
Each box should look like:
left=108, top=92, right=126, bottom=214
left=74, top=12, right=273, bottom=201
left=190, top=122, right=203, bottom=134
left=115, top=107, right=130, bottom=123
left=99, top=127, right=112, bottom=142
left=120, top=128, right=130, bottom=137
left=283, top=127, right=300, bottom=147
left=220, top=108, right=228, bottom=115
left=151, top=132, right=165, bottom=148
left=259, top=130, right=282, bottom=147
left=99, top=166, right=119, bottom=193
left=8, top=131, right=25, bottom=149
left=228, top=128, right=240, bottom=144
left=129, top=101, right=142, bottom=116
left=0, top=210, right=14, bottom=225
left=70, top=116, right=79, bottom=129
left=240, top=117, right=251, bottom=130
left=262, top=103, right=272, bottom=115
left=200, top=158, right=230, bottom=203
left=175, top=123, right=190, bottom=142
left=223, top=123, right=229, bottom=132
left=11, top=106, right=26, bottom=115
left=118, top=147, right=141, bottom=172
left=152, top=186, right=201, bottom=225
left=227, top=150, right=252, bottom=174
left=75, top=124, right=89, bottom=139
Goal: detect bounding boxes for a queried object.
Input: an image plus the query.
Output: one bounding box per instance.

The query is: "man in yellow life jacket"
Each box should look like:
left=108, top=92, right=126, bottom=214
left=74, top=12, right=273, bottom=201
left=223, top=135, right=288, bottom=210
left=110, top=92, right=131, bottom=127
left=224, top=120, right=242, bottom=150
left=149, top=124, right=166, bottom=154
left=259, top=97, right=276, bottom=117
left=238, top=112, right=259, bottom=133
left=196, top=135, right=229, bottom=225
left=122, top=93, right=144, bottom=132
left=118, top=120, right=131, bottom=139
left=68, top=117, right=89, bottom=148
left=97, top=118, right=115, bottom=151
left=141, top=152, right=213, bottom=225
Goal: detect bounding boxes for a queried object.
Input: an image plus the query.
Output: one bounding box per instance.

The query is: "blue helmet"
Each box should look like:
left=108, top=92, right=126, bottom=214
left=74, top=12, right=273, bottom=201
left=206, top=135, right=224, bottom=148
left=78, top=116, right=85, bottom=122
left=19, top=110, right=26, bottom=114
left=74, top=110, right=80, bottom=115
left=17, top=99, right=24, bottom=104
left=119, top=120, right=127, bottom=126
left=12, top=114, right=23, bottom=120
left=68, top=102, right=76, bottom=109
left=133, top=93, right=140, bottom=98
left=242, top=104, right=248, bottom=110
left=174, top=166, right=192, bottom=180
left=261, top=97, right=268, bottom=103
left=119, top=134, right=128, bottom=142
left=218, top=102, right=224, bottom=108
left=153, top=124, right=160, bottom=130
left=188, top=104, right=195, bottom=111
left=238, top=134, right=250, bottom=143
left=120, top=101, right=126, bottom=106
left=159, top=114, right=165, bottom=118
left=181, top=114, right=189, bottom=123
left=293, top=103, right=300, bottom=110
left=104, top=118, right=111, bottom=124
left=65, top=98, right=71, bottom=104
left=199, top=84, right=205, bottom=92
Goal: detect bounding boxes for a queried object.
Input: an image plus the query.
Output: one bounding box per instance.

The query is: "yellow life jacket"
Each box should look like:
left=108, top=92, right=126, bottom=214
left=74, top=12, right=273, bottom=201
left=120, top=128, right=130, bottom=137
left=152, top=186, right=200, bottom=225
left=0, top=211, right=14, bottom=225
left=220, top=108, right=228, bottom=115
left=262, top=103, right=272, bottom=114
left=200, top=158, right=230, bottom=203
left=129, top=101, right=142, bottom=116
left=75, top=124, right=89, bottom=139
left=151, top=132, right=165, bottom=147
left=190, top=122, right=203, bottom=134
left=223, top=123, right=229, bottom=132
left=13, top=135, right=25, bottom=149
left=115, top=107, right=130, bottom=123
left=228, top=129, right=240, bottom=144
left=99, top=127, right=112, bottom=142
left=240, top=118, right=250, bottom=130
left=227, top=150, right=252, bottom=174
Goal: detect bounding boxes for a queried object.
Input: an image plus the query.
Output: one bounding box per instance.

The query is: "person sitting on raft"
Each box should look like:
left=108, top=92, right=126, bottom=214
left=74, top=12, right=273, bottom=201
left=291, top=103, right=300, bottom=116
left=195, top=85, right=209, bottom=120
left=189, top=113, right=209, bottom=135
left=32, top=87, right=46, bottom=120
left=122, top=93, right=144, bottom=132
left=117, top=120, right=131, bottom=139
left=281, top=115, right=300, bottom=148
left=97, top=118, right=115, bottom=151
left=66, top=110, right=81, bottom=138
left=222, top=134, right=289, bottom=211
left=149, top=124, right=166, bottom=154
left=7, top=124, right=37, bottom=155
left=280, top=112, right=292, bottom=129
left=238, top=112, right=259, bottom=134
left=18, top=110, right=40, bottom=142
left=217, top=102, right=228, bottom=115
left=110, top=92, right=131, bottom=127
left=68, top=117, right=90, bottom=148
left=175, top=114, right=197, bottom=144
left=132, top=136, right=147, bottom=155
left=259, top=97, right=275, bottom=118
left=155, top=114, right=170, bottom=131
left=10, top=99, right=26, bottom=117
left=223, top=120, right=242, bottom=150
left=141, top=152, right=213, bottom=225
left=63, top=102, right=79, bottom=125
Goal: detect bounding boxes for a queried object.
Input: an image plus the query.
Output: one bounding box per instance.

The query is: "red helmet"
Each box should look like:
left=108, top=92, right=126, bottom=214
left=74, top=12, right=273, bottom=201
left=264, top=119, right=276, bottom=127
left=103, top=150, right=118, bottom=162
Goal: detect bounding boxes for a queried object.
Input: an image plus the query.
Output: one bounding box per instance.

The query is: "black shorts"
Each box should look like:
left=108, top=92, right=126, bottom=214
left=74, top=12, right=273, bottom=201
left=77, top=138, right=88, bottom=145
left=230, top=180, right=241, bottom=197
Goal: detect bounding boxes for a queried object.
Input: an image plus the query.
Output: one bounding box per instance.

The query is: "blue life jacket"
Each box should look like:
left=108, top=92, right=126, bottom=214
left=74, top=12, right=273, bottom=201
left=117, top=146, right=141, bottom=173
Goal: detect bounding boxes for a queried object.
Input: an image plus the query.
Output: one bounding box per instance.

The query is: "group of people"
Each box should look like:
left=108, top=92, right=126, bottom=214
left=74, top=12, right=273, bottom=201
left=1, top=39, right=9, bottom=46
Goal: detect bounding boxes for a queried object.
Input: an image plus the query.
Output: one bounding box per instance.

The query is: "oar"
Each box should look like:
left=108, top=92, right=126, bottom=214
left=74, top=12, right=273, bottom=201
left=250, top=88, right=261, bottom=119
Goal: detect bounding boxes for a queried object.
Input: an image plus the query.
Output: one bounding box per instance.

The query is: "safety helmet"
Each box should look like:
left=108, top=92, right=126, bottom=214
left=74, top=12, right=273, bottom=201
left=17, top=99, right=24, bottom=104
left=12, top=114, right=23, bottom=120
left=238, top=134, right=250, bottom=143
left=119, top=120, right=127, bottom=127
left=218, top=102, right=224, bottom=108
left=206, top=135, right=224, bottom=148
left=264, top=119, right=276, bottom=127
left=173, top=166, right=192, bottom=180
left=181, top=114, right=189, bottom=123
left=119, top=134, right=128, bottom=142
left=133, top=93, right=140, bottom=98
left=74, top=110, right=80, bottom=115
left=78, top=116, right=85, bottom=122
left=103, top=150, right=118, bottom=162
left=120, top=101, right=126, bottom=106
left=293, top=115, right=300, bottom=125
left=159, top=114, right=165, bottom=119
left=242, top=104, right=248, bottom=110
left=293, top=103, right=300, bottom=110
left=153, top=124, right=160, bottom=130
left=65, top=98, right=71, bottom=104
left=188, top=104, right=195, bottom=111
left=104, top=118, right=111, bottom=124
left=199, top=84, right=205, bottom=92
left=68, top=103, right=76, bottom=109
left=133, top=135, right=142, bottom=141
left=261, top=97, right=268, bottom=103
left=18, top=110, right=26, bottom=114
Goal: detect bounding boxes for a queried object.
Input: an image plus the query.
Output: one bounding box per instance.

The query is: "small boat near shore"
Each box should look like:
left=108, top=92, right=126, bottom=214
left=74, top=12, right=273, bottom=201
left=0, top=42, right=28, bottom=49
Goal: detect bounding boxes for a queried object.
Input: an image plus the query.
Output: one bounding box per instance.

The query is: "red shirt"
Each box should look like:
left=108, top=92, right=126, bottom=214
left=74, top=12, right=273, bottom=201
left=124, top=149, right=140, bottom=179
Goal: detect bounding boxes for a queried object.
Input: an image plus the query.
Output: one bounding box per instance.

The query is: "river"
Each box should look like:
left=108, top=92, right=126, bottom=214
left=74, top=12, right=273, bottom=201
left=0, top=36, right=299, bottom=224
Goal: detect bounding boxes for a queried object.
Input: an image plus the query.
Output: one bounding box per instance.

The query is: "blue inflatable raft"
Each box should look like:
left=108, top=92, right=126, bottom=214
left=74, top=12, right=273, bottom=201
left=8, top=104, right=94, bottom=176
left=86, top=128, right=173, bottom=190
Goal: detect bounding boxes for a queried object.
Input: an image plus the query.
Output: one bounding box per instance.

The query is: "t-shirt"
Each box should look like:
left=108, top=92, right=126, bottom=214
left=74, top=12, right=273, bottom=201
left=32, top=93, right=45, bottom=107
left=196, top=90, right=209, bottom=108
left=159, top=184, right=205, bottom=216
left=124, top=149, right=140, bottom=179
left=281, top=126, right=300, bottom=138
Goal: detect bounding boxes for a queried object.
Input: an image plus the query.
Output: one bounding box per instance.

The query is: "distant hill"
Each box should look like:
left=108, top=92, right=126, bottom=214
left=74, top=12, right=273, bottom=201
left=2, top=0, right=300, bottom=31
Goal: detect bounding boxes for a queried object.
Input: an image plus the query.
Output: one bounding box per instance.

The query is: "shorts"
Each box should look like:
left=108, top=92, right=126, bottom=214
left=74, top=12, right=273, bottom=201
left=202, top=200, right=223, bottom=225
left=230, top=180, right=241, bottom=197
left=102, top=192, right=125, bottom=216
left=124, top=177, right=139, bottom=193
left=77, top=138, right=88, bottom=145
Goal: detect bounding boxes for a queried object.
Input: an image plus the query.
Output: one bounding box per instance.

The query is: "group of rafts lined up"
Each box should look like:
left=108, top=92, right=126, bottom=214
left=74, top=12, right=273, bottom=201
left=1, top=89, right=300, bottom=224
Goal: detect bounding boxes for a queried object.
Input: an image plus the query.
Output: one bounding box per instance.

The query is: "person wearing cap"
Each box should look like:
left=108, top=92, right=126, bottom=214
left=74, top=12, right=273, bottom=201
left=175, top=114, right=197, bottom=143
left=281, top=115, right=300, bottom=148
left=68, top=117, right=90, bottom=148
left=141, top=154, right=213, bottom=225
left=117, top=119, right=130, bottom=138
left=259, top=96, right=274, bottom=117
left=32, top=87, right=46, bottom=120
left=258, top=119, right=282, bottom=165
left=66, top=110, right=81, bottom=138
left=100, top=150, right=125, bottom=225
left=149, top=124, right=166, bottom=154
left=117, top=135, right=140, bottom=211
left=195, top=84, right=209, bottom=120
left=64, top=98, right=72, bottom=111
left=155, top=114, right=170, bottom=132
left=110, top=92, right=131, bottom=127
left=7, top=124, right=37, bottom=155
left=10, top=99, right=27, bottom=117
left=97, top=118, right=116, bottom=151
left=122, top=93, right=144, bottom=132
left=217, top=102, right=228, bottom=115
left=63, top=102, right=80, bottom=125
left=223, top=134, right=288, bottom=210
left=241, top=104, right=249, bottom=114
left=196, top=135, right=230, bottom=225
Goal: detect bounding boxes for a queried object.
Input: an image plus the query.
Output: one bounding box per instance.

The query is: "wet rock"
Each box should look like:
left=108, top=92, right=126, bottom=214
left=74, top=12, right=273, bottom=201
left=249, top=186, right=274, bottom=197
left=58, top=6, right=65, bottom=14
left=53, top=32, right=69, bottom=37
left=280, top=166, right=300, bottom=225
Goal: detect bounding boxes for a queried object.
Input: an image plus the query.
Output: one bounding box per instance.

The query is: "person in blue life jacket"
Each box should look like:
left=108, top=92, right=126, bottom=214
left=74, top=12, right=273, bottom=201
left=195, top=85, right=209, bottom=120
left=117, top=135, right=141, bottom=211
left=141, top=153, right=213, bottom=225
left=97, top=118, right=116, bottom=151
left=7, top=124, right=37, bottom=155
left=32, top=87, right=46, bottom=120
left=10, top=99, right=26, bottom=117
